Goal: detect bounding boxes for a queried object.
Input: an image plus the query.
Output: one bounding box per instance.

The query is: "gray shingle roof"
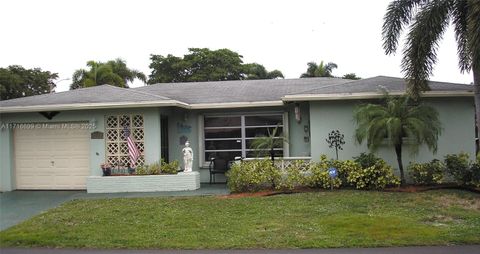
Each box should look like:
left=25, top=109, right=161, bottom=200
left=300, top=76, right=473, bottom=94
left=0, top=85, right=173, bottom=107
left=0, top=76, right=473, bottom=110
left=134, top=77, right=352, bottom=104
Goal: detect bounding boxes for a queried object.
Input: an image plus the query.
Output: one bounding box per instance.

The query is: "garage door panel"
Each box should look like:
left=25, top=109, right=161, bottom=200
left=14, top=124, right=90, bottom=190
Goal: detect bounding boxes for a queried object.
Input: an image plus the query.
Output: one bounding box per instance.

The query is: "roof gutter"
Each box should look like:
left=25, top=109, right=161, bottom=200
left=189, top=101, right=284, bottom=109
left=0, top=100, right=190, bottom=113
left=282, top=91, right=474, bottom=101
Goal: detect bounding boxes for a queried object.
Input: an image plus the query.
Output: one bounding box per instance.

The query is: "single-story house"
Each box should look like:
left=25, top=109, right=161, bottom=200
left=0, top=76, right=475, bottom=191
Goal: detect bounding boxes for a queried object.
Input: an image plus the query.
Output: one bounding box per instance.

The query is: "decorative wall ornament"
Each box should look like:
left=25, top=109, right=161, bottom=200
left=326, top=130, right=345, bottom=160
left=105, top=114, right=145, bottom=167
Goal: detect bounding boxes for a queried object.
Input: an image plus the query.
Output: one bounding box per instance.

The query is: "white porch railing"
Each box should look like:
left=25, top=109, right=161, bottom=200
left=241, top=157, right=312, bottom=170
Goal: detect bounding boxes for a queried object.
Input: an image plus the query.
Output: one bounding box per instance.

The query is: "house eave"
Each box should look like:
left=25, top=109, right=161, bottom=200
left=189, top=101, right=284, bottom=109
left=0, top=100, right=189, bottom=113
left=282, top=91, right=474, bottom=101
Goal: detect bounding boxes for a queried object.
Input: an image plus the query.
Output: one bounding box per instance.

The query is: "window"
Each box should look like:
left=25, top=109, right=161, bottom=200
left=105, top=115, right=145, bottom=167
left=203, top=114, right=284, bottom=163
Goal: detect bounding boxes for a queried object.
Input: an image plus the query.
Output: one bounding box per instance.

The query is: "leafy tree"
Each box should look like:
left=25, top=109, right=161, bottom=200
left=243, top=63, right=284, bottom=80
left=342, top=73, right=361, bottom=80
left=300, top=61, right=338, bottom=78
left=353, top=92, right=442, bottom=185
left=382, top=0, right=480, bottom=135
left=148, top=48, right=284, bottom=84
left=0, top=65, right=58, bottom=100
left=70, top=59, right=146, bottom=90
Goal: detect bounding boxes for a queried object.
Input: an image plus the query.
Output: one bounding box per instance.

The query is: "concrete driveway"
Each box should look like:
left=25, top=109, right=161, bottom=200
left=0, top=191, right=83, bottom=230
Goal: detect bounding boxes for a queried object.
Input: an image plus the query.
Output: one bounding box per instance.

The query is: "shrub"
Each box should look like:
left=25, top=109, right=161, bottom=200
left=148, top=161, right=162, bottom=175
left=407, top=159, right=444, bottom=185
left=329, top=158, right=362, bottom=186
left=227, top=159, right=280, bottom=193
left=276, top=160, right=310, bottom=191
left=347, top=159, right=400, bottom=190
left=135, top=164, right=149, bottom=175
left=161, top=160, right=179, bottom=174
left=353, top=152, right=382, bottom=169
left=135, top=160, right=179, bottom=175
left=444, top=153, right=480, bottom=187
left=306, top=155, right=342, bottom=189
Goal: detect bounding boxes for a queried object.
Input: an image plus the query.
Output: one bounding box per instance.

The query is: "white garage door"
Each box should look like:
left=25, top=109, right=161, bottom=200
left=14, top=124, right=90, bottom=190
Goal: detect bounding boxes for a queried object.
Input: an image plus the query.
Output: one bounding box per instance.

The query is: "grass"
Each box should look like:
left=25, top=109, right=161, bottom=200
left=0, top=189, right=479, bottom=249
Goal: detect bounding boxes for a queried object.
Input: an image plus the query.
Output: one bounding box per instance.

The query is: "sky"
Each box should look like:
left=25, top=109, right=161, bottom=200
left=0, top=0, right=474, bottom=92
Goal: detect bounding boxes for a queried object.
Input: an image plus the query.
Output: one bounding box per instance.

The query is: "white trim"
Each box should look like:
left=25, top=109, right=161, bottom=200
left=282, top=91, right=474, bottom=101
left=283, top=111, right=290, bottom=157
left=197, top=115, right=204, bottom=168
left=190, top=101, right=284, bottom=109
left=0, top=100, right=189, bottom=113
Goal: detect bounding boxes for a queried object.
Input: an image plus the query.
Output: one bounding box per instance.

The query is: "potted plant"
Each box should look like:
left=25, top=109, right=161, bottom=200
left=101, top=163, right=111, bottom=176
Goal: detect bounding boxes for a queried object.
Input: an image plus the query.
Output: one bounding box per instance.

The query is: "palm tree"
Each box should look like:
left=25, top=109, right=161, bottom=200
left=70, top=59, right=146, bottom=90
left=250, top=126, right=288, bottom=164
left=353, top=92, right=442, bottom=185
left=382, top=0, right=480, bottom=136
left=300, top=61, right=338, bottom=78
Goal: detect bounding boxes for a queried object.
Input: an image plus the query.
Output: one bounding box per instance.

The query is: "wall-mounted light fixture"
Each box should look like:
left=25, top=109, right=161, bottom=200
left=294, top=103, right=301, bottom=123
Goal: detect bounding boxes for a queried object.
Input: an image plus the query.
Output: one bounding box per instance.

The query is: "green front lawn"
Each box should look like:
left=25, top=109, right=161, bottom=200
left=1, top=190, right=479, bottom=249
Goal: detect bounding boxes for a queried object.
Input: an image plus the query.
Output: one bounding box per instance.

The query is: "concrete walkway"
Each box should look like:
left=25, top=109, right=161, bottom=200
left=0, top=184, right=228, bottom=230
left=1, top=246, right=480, bottom=254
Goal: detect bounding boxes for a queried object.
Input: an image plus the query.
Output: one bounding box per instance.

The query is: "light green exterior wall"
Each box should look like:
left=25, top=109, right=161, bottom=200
left=0, top=105, right=310, bottom=190
left=0, top=108, right=163, bottom=191
left=309, top=97, right=475, bottom=174
left=2, top=96, right=472, bottom=191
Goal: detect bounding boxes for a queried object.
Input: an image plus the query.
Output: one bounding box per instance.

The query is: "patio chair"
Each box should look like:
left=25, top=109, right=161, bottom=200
left=208, top=158, right=228, bottom=184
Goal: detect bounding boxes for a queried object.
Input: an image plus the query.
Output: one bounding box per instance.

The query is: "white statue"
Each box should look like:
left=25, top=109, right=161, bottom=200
left=182, top=141, right=193, bottom=172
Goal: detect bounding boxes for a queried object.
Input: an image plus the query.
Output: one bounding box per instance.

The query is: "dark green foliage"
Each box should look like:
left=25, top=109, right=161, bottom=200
left=342, top=73, right=361, bottom=80
left=444, top=153, right=479, bottom=187
left=0, top=65, right=58, bottom=100
left=353, top=152, right=382, bottom=169
left=300, top=61, right=337, bottom=78
left=382, top=0, right=480, bottom=99
left=148, top=48, right=284, bottom=84
left=70, top=59, right=146, bottom=89
left=354, top=92, right=442, bottom=184
left=408, top=159, right=445, bottom=185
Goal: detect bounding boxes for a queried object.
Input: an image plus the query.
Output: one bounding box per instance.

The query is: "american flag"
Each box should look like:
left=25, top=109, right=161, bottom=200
left=123, top=125, right=140, bottom=167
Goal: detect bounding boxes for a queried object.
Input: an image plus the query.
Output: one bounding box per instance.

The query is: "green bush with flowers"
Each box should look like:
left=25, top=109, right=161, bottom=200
left=227, top=159, right=280, bottom=193
left=305, top=156, right=342, bottom=189
left=226, top=154, right=401, bottom=192
left=407, top=159, right=444, bottom=185
left=346, top=159, right=400, bottom=190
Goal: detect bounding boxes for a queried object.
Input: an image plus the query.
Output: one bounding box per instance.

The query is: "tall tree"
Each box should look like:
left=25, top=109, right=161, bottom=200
left=353, top=92, right=442, bottom=185
left=300, top=61, right=338, bottom=78
left=148, top=48, right=284, bottom=84
left=0, top=65, right=58, bottom=100
left=382, top=0, right=480, bottom=136
left=70, top=59, right=146, bottom=90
